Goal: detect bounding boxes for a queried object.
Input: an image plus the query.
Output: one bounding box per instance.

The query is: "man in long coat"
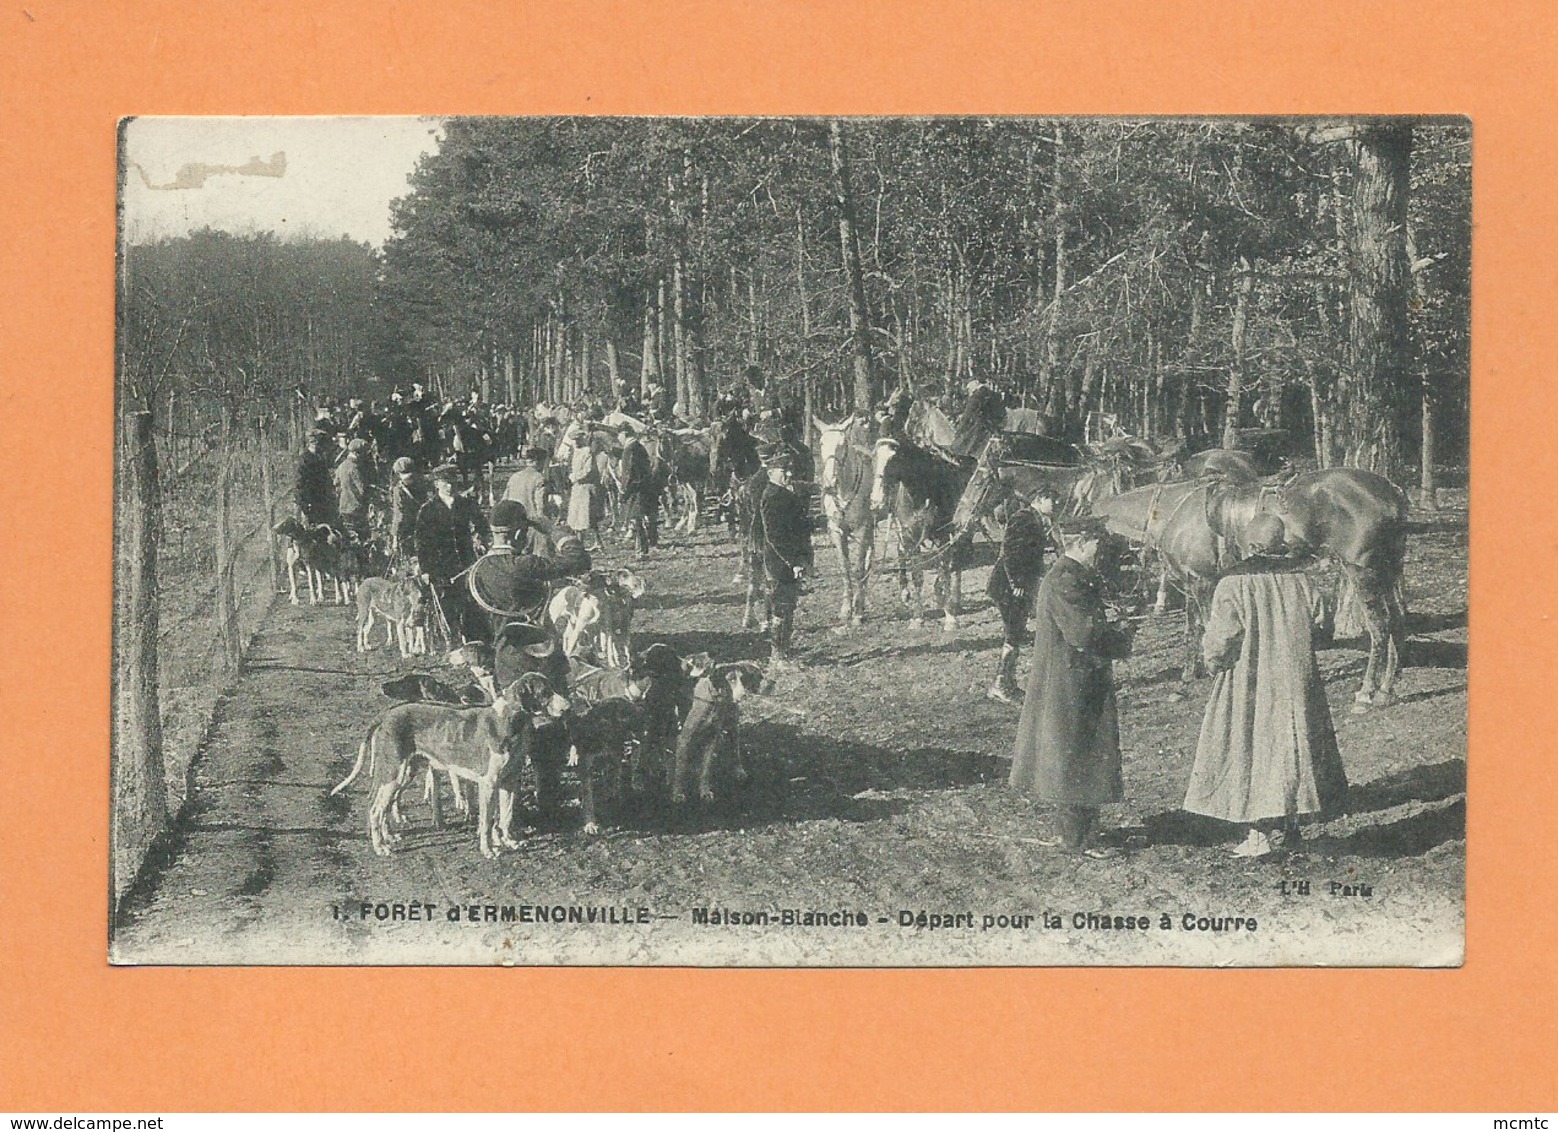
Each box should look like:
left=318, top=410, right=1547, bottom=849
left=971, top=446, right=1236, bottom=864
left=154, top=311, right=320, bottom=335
left=1009, top=515, right=1133, bottom=856
left=333, top=439, right=370, bottom=541
left=388, top=456, right=426, bottom=566
left=1184, top=514, right=1347, bottom=857
left=295, top=430, right=338, bottom=529
left=415, top=466, right=490, bottom=646
left=503, top=447, right=555, bottom=556
left=616, top=423, right=656, bottom=558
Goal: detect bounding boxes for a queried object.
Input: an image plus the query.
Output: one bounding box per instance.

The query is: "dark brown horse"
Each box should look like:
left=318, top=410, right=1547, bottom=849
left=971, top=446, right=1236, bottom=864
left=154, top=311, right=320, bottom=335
left=708, top=414, right=763, bottom=551
left=870, top=434, right=973, bottom=630
left=951, top=431, right=1091, bottom=540
left=1090, top=468, right=1409, bottom=705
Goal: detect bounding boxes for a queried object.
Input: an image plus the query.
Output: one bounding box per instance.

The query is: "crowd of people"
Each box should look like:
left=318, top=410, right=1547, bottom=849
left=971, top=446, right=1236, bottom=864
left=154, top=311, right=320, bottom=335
left=293, top=368, right=1349, bottom=861
left=292, top=365, right=813, bottom=655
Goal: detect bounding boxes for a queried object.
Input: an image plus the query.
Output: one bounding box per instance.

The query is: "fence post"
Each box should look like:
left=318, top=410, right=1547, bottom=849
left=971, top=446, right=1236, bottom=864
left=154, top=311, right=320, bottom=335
left=258, top=414, right=282, bottom=593
left=214, top=403, right=242, bottom=673
left=113, top=410, right=168, bottom=903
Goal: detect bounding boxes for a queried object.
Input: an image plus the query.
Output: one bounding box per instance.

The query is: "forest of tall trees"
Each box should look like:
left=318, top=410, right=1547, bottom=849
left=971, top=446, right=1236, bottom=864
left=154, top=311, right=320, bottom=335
left=371, top=116, right=1470, bottom=485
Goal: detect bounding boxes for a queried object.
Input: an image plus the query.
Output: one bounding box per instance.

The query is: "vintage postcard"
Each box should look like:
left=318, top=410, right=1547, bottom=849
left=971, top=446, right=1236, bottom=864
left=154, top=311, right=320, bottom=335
left=109, top=114, right=1468, bottom=967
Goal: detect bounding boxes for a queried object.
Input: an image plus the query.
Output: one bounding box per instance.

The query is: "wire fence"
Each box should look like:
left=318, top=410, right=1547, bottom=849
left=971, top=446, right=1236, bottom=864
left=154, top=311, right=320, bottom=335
left=112, top=408, right=296, bottom=906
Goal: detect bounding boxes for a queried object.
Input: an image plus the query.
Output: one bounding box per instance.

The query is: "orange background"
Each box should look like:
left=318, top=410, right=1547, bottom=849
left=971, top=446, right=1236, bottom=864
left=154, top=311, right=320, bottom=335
left=1, top=0, right=1553, bottom=1112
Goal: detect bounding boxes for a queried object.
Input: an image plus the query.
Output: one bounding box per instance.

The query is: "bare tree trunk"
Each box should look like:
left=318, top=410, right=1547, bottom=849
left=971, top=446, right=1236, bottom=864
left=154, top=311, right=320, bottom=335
left=1406, top=228, right=1438, bottom=510
left=830, top=119, right=877, bottom=413
left=656, top=277, right=668, bottom=392
left=1223, top=256, right=1252, bottom=451
left=605, top=338, right=621, bottom=400
left=672, top=257, right=690, bottom=417
left=747, top=272, right=761, bottom=365
left=796, top=208, right=815, bottom=423
left=1342, top=122, right=1412, bottom=479
left=639, top=305, right=658, bottom=397
left=113, top=410, right=167, bottom=903
left=504, top=351, right=516, bottom=404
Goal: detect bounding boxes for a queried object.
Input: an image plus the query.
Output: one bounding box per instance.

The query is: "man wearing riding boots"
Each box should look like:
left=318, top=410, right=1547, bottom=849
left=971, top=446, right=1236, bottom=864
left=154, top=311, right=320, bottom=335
left=1184, top=514, right=1347, bottom=858
left=986, top=489, right=1057, bottom=704
left=755, top=448, right=814, bottom=669
left=1009, top=515, right=1134, bottom=858
left=415, top=465, right=491, bottom=646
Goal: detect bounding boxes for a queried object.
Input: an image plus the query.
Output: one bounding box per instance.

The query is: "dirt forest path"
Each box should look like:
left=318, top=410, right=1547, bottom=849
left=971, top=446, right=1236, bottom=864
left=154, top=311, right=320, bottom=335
left=113, top=501, right=1468, bottom=967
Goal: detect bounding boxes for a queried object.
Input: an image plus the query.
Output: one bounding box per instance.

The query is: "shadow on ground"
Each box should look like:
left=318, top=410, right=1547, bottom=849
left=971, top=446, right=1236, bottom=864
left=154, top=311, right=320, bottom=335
left=1116, top=757, right=1467, bottom=857
left=542, top=719, right=1007, bottom=840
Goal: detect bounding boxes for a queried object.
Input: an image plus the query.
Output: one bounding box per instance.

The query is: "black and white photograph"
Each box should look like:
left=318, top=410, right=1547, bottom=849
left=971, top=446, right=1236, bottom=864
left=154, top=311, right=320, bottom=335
left=110, top=115, right=1469, bottom=966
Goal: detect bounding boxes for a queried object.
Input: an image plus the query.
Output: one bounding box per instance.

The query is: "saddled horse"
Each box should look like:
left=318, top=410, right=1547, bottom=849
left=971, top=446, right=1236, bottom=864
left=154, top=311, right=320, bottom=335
left=1090, top=468, right=1409, bottom=706
left=951, top=430, right=1091, bottom=538
left=815, top=414, right=879, bottom=629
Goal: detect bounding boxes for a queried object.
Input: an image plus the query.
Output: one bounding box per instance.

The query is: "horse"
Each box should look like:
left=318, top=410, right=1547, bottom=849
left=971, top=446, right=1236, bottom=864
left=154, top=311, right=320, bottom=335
left=951, top=431, right=1091, bottom=538
left=660, top=428, right=712, bottom=534
left=1090, top=468, right=1409, bottom=706
left=708, top=415, right=763, bottom=541
left=815, top=414, right=879, bottom=629
left=870, top=434, right=973, bottom=630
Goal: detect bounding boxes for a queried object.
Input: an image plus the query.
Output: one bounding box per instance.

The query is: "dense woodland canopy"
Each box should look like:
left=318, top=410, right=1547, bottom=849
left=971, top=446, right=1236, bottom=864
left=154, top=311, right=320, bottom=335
left=118, top=116, right=1471, bottom=484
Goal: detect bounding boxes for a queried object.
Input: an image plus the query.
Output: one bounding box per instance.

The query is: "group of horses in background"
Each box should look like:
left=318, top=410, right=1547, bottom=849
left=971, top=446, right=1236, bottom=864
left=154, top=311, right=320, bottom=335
left=815, top=396, right=1410, bottom=711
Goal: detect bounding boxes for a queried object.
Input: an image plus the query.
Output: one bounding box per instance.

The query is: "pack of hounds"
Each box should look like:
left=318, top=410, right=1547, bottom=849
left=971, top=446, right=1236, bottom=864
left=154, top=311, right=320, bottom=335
left=313, top=553, right=768, bottom=859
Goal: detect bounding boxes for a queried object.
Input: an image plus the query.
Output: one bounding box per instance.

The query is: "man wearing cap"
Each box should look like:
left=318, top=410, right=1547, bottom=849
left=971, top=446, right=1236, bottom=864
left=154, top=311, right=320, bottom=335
left=1009, top=515, right=1134, bottom=857
left=754, top=448, right=814, bottom=668
left=468, top=499, right=592, bottom=646
left=388, top=456, right=425, bottom=565
left=333, top=438, right=371, bottom=542
left=295, top=430, right=339, bottom=529
left=415, top=466, right=491, bottom=646
left=1183, top=514, right=1347, bottom=858
left=616, top=423, right=656, bottom=559
left=986, top=489, right=1057, bottom=704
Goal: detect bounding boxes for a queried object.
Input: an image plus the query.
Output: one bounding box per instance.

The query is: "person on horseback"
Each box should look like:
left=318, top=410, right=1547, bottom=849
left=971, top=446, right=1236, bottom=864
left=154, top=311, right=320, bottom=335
left=1183, top=514, right=1347, bottom=857
left=951, top=379, right=1007, bottom=458
left=986, top=488, right=1057, bottom=704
